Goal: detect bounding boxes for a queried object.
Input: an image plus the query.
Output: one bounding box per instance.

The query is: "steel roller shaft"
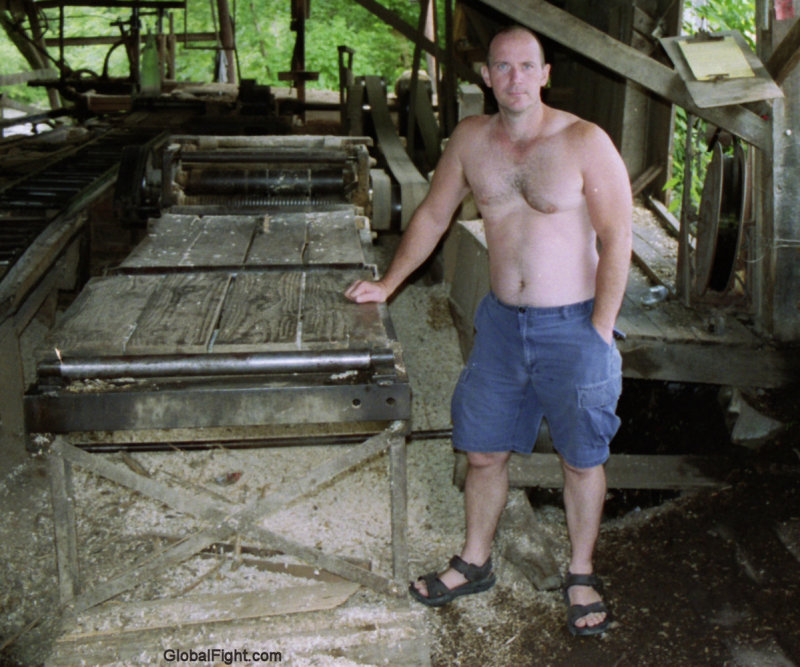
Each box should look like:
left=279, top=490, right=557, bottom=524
left=39, top=349, right=397, bottom=380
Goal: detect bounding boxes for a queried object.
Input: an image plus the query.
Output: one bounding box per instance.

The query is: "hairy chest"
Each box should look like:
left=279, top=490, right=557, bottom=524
left=465, top=138, right=584, bottom=214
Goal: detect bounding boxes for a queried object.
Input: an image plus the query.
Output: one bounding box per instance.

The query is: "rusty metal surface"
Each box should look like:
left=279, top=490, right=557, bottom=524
left=26, top=373, right=411, bottom=432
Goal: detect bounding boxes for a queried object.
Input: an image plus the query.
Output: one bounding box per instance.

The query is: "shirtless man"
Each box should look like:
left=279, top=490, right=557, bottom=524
left=345, top=26, right=632, bottom=636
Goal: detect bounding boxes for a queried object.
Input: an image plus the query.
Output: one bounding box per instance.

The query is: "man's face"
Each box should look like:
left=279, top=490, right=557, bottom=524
left=481, top=31, right=550, bottom=113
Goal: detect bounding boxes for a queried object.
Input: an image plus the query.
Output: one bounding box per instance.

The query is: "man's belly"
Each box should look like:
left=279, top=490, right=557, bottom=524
left=488, top=252, right=598, bottom=308
left=480, top=205, right=600, bottom=307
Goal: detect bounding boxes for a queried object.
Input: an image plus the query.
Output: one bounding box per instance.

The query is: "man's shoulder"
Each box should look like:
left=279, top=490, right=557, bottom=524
left=452, top=113, right=493, bottom=138
left=440, top=115, right=493, bottom=160
left=546, top=110, right=613, bottom=150
left=546, top=107, right=595, bottom=136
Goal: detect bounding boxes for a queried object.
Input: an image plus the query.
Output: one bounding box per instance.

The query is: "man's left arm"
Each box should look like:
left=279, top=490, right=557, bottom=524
left=581, top=124, right=633, bottom=343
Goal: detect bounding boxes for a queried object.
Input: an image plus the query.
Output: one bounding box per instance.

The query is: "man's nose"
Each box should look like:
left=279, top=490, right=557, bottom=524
left=509, top=66, right=522, bottom=82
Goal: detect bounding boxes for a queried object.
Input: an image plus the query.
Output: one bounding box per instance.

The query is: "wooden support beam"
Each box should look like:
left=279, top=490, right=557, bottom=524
left=389, top=435, right=409, bottom=585
left=215, top=0, right=236, bottom=84
left=48, top=452, right=79, bottom=603
left=42, top=33, right=219, bottom=47
left=631, top=164, right=663, bottom=198
left=753, top=12, right=800, bottom=341
left=510, top=453, right=724, bottom=490
left=61, top=582, right=361, bottom=639
left=406, top=0, right=430, bottom=161
left=0, top=321, right=27, bottom=468
left=51, top=423, right=407, bottom=611
left=479, top=0, right=770, bottom=150
left=767, top=16, right=800, bottom=84
left=647, top=195, right=682, bottom=239
left=51, top=601, right=430, bottom=666
left=618, top=338, right=800, bottom=388
left=0, top=68, right=58, bottom=86
left=455, top=451, right=725, bottom=490
left=350, top=0, right=484, bottom=89
left=632, top=230, right=670, bottom=289
left=71, top=529, right=221, bottom=613
left=35, top=0, right=185, bottom=8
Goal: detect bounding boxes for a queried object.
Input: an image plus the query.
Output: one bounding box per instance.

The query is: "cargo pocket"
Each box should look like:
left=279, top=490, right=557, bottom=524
left=577, top=374, right=622, bottom=444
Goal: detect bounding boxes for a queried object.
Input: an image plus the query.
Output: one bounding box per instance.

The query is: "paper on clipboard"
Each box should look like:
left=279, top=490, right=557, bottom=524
left=677, top=36, right=756, bottom=80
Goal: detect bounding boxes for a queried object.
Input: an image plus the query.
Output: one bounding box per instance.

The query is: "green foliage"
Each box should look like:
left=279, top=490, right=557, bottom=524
left=0, top=15, right=48, bottom=106
left=688, top=0, right=756, bottom=47
left=667, top=107, right=711, bottom=215
left=2, top=0, right=434, bottom=109
left=4, top=0, right=431, bottom=92
left=667, top=0, right=756, bottom=215
left=233, top=0, right=422, bottom=89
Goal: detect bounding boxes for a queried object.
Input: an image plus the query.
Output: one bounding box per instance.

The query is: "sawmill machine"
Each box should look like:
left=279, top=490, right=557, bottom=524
left=24, top=133, right=411, bottom=448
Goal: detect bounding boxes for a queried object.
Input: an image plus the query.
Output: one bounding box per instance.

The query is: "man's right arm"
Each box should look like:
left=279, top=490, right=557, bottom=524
left=345, top=124, right=473, bottom=303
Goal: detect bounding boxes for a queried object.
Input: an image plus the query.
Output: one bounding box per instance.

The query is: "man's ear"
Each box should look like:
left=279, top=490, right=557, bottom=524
left=541, top=63, right=551, bottom=88
left=481, top=63, right=492, bottom=88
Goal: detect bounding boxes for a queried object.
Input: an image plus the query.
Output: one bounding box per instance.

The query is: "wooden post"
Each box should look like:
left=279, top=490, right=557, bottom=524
left=337, top=45, right=355, bottom=130
left=48, top=440, right=80, bottom=604
left=425, top=0, right=438, bottom=93
left=166, top=13, right=176, bottom=80
left=677, top=113, right=695, bottom=306
left=442, top=0, right=457, bottom=137
left=0, top=320, right=26, bottom=470
left=755, top=9, right=800, bottom=341
left=215, top=0, right=237, bottom=83
left=406, top=0, right=431, bottom=160
left=389, top=433, right=409, bottom=586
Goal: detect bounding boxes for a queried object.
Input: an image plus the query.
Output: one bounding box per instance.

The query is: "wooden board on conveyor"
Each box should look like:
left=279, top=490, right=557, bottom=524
left=120, top=209, right=367, bottom=270
left=44, top=207, right=382, bottom=357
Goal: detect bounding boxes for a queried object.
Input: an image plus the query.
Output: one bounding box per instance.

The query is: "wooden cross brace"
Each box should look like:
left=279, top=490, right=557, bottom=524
left=47, top=421, right=409, bottom=614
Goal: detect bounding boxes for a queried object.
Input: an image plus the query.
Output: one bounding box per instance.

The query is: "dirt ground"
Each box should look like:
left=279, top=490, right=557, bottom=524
left=1, top=230, right=799, bottom=666
left=429, top=433, right=800, bottom=666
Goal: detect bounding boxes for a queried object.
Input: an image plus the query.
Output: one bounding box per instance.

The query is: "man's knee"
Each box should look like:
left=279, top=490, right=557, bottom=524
left=467, top=450, right=511, bottom=470
left=560, top=458, right=605, bottom=482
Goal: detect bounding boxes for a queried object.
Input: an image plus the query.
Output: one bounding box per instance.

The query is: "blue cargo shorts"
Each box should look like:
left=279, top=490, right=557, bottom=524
left=451, top=292, right=622, bottom=469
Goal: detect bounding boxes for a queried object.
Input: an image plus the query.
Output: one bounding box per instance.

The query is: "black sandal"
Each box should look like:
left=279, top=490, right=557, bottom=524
left=409, top=555, right=496, bottom=607
left=563, top=572, right=611, bottom=636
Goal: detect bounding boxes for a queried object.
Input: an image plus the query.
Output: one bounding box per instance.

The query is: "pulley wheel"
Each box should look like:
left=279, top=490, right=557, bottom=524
left=370, top=168, right=393, bottom=230
left=113, top=145, right=159, bottom=225
left=694, top=143, right=747, bottom=296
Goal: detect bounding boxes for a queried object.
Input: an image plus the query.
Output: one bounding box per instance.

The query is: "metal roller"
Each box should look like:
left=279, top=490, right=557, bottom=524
left=179, top=167, right=345, bottom=197
left=174, top=195, right=339, bottom=207
left=176, top=149, right=351, bottom=164
left=38, top=348, right=397, bottom=380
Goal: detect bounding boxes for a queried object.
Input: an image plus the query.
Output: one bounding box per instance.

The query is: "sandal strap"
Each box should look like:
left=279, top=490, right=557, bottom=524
left=449, top=555, right=492, bottom=582
left=419, top=572, right=450, bottom=600
left=567, top=600, right=609, bottom=626
left=564, top=572, right=604, bottom=594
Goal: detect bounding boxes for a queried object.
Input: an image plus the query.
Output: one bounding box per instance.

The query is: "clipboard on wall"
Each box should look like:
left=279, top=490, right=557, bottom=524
left=660, top=30, right=783, bottom=108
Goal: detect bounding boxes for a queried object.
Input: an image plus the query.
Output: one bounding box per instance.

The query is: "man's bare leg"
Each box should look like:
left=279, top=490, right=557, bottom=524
left=413, top=450, right=510, bottom=596
left=562, top=460, right=608, bottom=629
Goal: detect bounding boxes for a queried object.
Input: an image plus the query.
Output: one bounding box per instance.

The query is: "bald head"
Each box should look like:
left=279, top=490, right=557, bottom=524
left=487, top=26, right=546, bottom=66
